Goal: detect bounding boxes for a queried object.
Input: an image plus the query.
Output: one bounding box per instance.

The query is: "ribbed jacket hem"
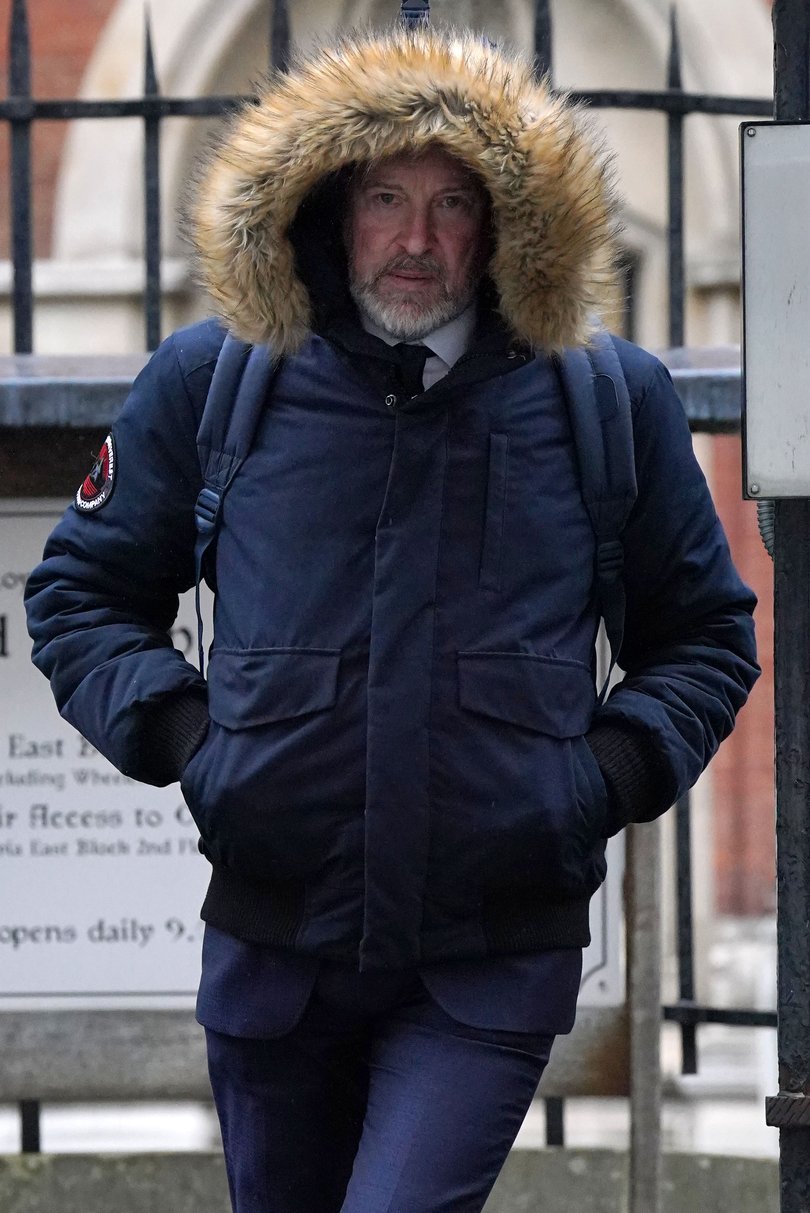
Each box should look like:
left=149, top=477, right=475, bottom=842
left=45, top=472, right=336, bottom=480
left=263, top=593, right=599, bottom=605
left=482, top=894, right=592, bottom=953
left=201, top=864, right=306, bottom=949
left=200, top=863, right=593, bottom=960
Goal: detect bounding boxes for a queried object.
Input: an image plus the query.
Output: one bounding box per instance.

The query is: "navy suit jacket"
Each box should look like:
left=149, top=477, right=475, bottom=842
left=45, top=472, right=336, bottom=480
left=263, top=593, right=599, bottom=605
left=196, top=925, right=582, bottom=1038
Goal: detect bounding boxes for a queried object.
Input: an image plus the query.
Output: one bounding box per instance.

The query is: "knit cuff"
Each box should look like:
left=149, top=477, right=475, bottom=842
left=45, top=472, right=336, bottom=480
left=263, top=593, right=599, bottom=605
left=585, top=723, right=667, bottom=835
left=139, top=692, right=211, bottom=786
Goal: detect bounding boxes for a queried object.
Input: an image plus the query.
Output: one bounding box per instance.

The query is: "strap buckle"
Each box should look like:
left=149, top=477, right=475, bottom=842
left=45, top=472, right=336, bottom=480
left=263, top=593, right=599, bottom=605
left=194, top=486, right=221, bottom=535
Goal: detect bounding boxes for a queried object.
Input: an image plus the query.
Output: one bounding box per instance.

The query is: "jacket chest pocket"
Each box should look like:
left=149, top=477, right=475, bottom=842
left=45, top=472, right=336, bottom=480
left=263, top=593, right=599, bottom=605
left=207, top=647, right=341, bottom=728
left=479, top=432, right=510, bottom=592
left=457, top=650, right=595, bottom=737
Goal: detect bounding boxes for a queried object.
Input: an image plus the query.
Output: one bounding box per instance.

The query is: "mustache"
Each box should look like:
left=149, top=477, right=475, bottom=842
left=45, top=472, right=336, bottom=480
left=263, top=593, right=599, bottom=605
left=372, top=254, right=445, bottom=283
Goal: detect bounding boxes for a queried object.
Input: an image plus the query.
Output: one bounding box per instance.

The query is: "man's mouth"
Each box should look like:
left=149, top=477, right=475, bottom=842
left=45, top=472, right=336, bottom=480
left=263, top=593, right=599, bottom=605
left=378, top=259, right=442, bottom=286
left=384, top=269, right=437, bottom=287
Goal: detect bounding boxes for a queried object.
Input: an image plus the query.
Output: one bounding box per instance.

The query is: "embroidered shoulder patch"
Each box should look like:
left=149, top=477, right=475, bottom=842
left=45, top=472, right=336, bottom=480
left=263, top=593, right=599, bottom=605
left=75, top=434, right=116, bottom=512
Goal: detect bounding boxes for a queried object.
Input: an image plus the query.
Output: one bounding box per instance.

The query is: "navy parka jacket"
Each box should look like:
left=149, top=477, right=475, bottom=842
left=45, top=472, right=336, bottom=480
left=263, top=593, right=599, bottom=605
left=25, top=317, right=758, bottom=969
left=24, top=29, right=759, bottom=970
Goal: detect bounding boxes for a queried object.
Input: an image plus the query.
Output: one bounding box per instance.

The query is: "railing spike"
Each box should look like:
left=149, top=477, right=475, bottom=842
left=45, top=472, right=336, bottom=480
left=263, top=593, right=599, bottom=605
left=144, top=7, right=159, bottom=97
left=667, top=5, right=683, bottom=92
left=9, top=0, right=31, bottom=97
left=270, top=0, right=291, bottom=73
left=142, top=3, right=162, bottom=348
left=534, top=0, right=553, bottom=85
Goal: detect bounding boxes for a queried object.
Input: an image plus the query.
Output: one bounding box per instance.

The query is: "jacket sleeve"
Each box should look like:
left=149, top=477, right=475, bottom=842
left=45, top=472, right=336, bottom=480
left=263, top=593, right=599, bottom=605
left=24, top=329, right=219, bottom=785
left=588, top=356, right=759, bottom=832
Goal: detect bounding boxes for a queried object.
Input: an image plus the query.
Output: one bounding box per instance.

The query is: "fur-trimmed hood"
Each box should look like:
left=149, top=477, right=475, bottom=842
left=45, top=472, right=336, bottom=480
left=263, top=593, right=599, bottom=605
left=190, top=27, right=619, bottom=354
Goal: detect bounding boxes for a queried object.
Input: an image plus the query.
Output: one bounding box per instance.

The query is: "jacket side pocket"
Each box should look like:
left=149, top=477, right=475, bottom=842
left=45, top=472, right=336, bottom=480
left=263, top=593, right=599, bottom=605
left=479, top=432, right=509, bottom=592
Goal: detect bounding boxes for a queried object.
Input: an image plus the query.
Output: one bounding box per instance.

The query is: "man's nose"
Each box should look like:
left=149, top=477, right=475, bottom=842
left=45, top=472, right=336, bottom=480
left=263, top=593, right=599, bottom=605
left=399, top=206, right=434, bottom=255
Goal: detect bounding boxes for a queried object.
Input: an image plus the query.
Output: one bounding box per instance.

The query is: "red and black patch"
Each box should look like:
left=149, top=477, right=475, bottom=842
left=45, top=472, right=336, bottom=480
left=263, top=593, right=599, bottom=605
left=75, top=434, right=116, bottom=513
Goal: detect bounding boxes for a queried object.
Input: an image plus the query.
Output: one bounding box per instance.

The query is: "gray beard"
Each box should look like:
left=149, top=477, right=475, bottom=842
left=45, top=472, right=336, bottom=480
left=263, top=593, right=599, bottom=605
left=349, top=274, right=479, bottom=342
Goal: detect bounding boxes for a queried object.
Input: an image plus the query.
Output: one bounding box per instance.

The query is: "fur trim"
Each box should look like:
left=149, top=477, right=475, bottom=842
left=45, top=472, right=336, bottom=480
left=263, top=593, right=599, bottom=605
left=190, top=27, right=620, bottom=354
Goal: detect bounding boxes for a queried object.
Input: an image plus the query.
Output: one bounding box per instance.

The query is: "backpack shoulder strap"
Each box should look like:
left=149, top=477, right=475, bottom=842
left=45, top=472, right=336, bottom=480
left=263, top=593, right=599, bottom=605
left=193, top=335, right=280, bottom=673
left=554, top=329, right=637, bottom=699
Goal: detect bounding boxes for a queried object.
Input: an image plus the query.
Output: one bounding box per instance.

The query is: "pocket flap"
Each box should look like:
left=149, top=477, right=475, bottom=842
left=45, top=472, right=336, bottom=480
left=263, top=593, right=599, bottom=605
left=457, top=651, right=595, bottom=737
left=207, top=648, right=340, bottom=729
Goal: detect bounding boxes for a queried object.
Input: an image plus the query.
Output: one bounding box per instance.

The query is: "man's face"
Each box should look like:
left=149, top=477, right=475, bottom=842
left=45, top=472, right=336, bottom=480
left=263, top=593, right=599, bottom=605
left=345, top=145, right=488, bottom=341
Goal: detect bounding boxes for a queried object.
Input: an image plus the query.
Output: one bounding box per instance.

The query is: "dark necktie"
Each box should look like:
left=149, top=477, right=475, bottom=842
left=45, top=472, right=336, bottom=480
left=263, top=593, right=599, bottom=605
left=393, top=342, right=430, bottom=398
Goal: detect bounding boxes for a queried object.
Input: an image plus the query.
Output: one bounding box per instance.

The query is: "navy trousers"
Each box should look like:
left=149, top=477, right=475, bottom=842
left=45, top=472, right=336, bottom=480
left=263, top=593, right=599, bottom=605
left=205, top=962, right=556, bottom=1213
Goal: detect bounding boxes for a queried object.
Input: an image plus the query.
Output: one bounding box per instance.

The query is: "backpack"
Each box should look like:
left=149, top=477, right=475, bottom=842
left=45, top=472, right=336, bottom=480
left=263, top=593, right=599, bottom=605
left=193, top=331, right=637, bottom=699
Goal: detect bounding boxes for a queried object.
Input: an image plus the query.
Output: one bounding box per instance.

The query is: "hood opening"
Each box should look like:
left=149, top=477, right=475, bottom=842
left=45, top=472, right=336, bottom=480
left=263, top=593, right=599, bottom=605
left=289, top=169, right=355, bottom=334
left=190, top=28, right=619, bottom=354
left=288, top=151, right=498, bottom=342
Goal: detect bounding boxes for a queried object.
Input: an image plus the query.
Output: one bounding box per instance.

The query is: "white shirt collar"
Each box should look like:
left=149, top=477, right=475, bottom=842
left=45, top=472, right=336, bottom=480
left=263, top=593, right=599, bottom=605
left=361, top=303, right=477, bottom=369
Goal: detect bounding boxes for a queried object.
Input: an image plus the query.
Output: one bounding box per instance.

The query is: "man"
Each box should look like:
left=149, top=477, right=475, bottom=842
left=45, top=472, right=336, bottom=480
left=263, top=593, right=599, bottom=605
left=26, top=26, right=758, bottom=1213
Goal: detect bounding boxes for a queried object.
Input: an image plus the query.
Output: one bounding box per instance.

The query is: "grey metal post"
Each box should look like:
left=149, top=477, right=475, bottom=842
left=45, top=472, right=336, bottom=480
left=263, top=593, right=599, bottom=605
left=764, top=5, right=810, bottom=1211
left=627, top=820, right=662, bottom=1213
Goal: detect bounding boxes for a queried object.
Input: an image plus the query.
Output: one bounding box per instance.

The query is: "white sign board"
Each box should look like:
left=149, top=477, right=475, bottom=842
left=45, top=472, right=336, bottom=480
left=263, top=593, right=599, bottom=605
left=742, top=122, right=810, bottom=498
left=0, top=503, right=210, bottom=1011
left=0, top=501, right=623, bottom=1010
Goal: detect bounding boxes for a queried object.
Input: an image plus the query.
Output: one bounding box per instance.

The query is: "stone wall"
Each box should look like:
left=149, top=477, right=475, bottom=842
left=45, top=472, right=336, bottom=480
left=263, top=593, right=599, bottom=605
left=0, top=1149, right=779, bottom=1213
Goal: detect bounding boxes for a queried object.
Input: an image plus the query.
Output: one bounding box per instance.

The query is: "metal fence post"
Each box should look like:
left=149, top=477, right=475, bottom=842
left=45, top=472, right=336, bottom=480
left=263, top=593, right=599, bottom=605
left=534, top=0, right=552, bottom=84
left=8, top=0, right=40, bottom=1143
left=143, top=14, right=162, bottom=352
left=8, top=0, right=33, bottom=354
left=627, top=820, right=662, bottom=1213
left=675, top=793, right=698, bottom=1074
left=665, top=4, right=699, bottom=1082
left=764, top=6, right=810, bottom=1211
left=667, top=7, right=685, bottom=349
left=270, top=0, right=290, bottom=71
left=19, top=1100, right=41, bottom=1154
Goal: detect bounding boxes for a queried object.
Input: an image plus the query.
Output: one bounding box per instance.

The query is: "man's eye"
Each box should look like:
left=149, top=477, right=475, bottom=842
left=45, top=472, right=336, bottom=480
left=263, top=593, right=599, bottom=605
left=440, top=195, right=472, bottom=211
left=374, top=192, right=397, bottom=205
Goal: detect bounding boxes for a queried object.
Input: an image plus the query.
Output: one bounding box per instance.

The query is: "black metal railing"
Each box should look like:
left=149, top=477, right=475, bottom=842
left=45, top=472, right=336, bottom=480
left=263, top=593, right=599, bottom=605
left=1, top=0, right=777, bottom=1154
left=3, top=0, right=772, bottom=355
